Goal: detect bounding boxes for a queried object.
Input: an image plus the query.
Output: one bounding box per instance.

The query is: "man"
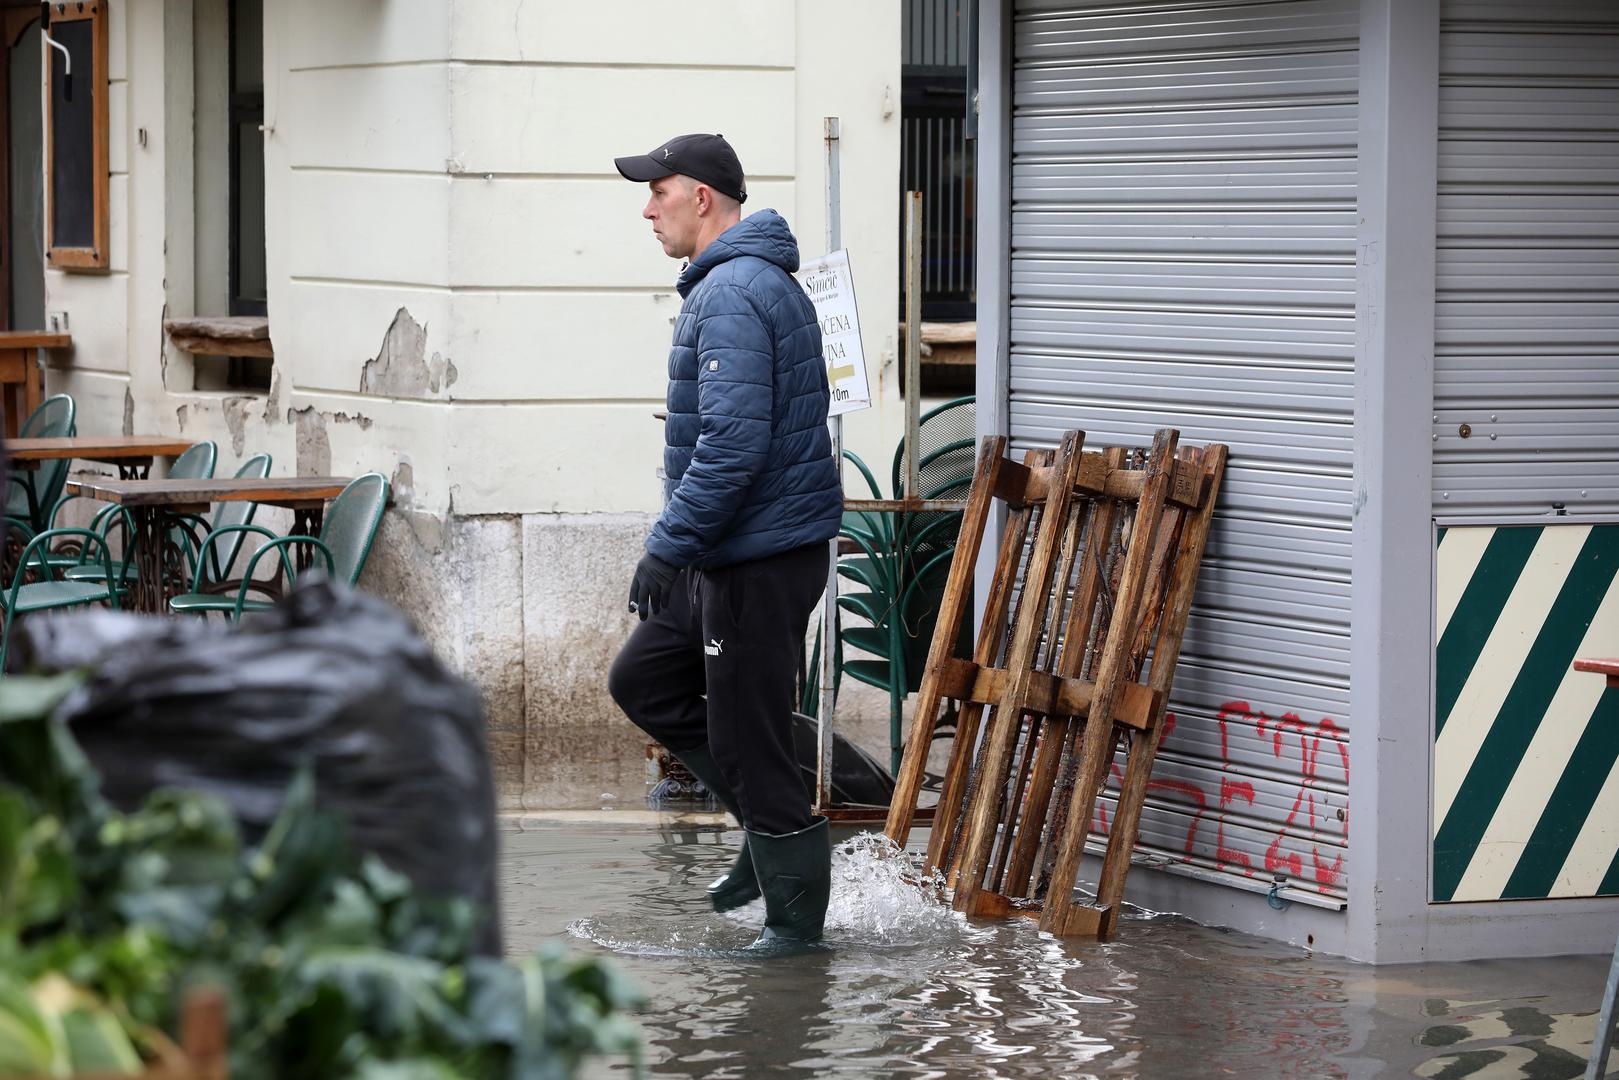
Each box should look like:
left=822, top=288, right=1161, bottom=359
left=607, top=134, right=843, bottom=947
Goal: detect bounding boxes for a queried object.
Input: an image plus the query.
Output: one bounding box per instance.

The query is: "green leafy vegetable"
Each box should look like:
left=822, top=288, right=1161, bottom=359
left=0, top=676, right=643, bottom=1079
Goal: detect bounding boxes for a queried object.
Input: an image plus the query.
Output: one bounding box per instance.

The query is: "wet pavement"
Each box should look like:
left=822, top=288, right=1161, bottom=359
left=499, top=815, right=1616, bottom=1079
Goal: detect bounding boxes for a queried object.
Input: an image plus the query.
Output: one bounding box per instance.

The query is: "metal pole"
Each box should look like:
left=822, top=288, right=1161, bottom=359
left=893, top=191, right=925, bottom=777
left=904, top=191, right=923, bottom=500
left=815, top=117, right=842, bottom=812
left=1588, top=928, right=1619, bottom=1080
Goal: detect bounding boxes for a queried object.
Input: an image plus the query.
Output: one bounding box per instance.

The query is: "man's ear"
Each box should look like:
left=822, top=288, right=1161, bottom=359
left=695, top=184, right=711, bottom=216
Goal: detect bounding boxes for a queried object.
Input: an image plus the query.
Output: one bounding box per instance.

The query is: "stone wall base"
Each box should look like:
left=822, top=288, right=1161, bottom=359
left=365, top=512, right=900, bottom=810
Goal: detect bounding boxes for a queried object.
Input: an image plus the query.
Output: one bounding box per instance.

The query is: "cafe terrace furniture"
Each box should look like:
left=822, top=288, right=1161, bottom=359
left=62, top=475, right=360, bottom=615
left=0, top=526, right=122, bottom=673
left=3, top=394, right=77, bottom=536
left=0, top=331, right=71, bottom=441
left=170, top=473, right=390, bottom=620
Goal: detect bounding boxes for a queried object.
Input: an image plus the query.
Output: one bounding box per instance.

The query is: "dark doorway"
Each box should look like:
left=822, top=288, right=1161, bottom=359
left=1, top=9, right=46, bottom=332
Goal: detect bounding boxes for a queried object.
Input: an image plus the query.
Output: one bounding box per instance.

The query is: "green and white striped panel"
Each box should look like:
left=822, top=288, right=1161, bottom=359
left=1432, top=523, right=1619, bottom=903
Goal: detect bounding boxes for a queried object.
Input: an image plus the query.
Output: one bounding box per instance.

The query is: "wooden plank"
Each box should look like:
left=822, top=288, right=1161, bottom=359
left=922, top=452, right=1045, bottom=876
left=1130, top=496, right=1191, bottom=663
left=1052, top=903, right=1105, bottom=938
left=1002, top=450, right=1125, bottom=897
left=6, top=436, right=196, bottom=461
left=964, top=888, right=1043, bottom=921
left=1018, top=463, right=1050, bottom=505
left=1040, top=428, right=1180, bottom=935
left=988, top=713, right=1046, bottom=893
left=991, top=457, right=1033, bottom=506
left=166, top=317, right=274, bottom=358
left=883, top=436, right=1008, bottom=847
left=167, top=333, right=275, bottom=359
left=842, top=497, right=969, bottom=513
left=66, top=476, right=356, bottom=507
left=932, top=659, right=1158, bottom=731
left=952, top=430, right=1089, bottom=915
left=1102, top=458, right=1204, bottom=510
left=163, top=315, right=270, bottom=341
left=823, top=804, right=934, bottom=825
left=0, top=332, right=72, bottom=349
left=1093, top=445, right=1228, bottom=941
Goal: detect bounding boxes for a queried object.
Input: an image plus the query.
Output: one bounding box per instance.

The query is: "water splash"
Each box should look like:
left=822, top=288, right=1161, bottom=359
left=716, top=830, right=963, bottom=948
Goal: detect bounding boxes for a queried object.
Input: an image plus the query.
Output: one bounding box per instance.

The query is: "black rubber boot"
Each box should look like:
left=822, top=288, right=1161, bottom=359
left=747, top=816, right=831, bottom=949
left=672, top=746, right=761, bottom=912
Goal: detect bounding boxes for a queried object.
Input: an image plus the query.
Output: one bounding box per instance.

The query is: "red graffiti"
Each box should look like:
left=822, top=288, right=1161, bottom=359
left=1087, top=703, right=1348, bottom=895
left=1216, top=777, right=1256, bottom=871
left=1219, top=701, right=1349, bottom=888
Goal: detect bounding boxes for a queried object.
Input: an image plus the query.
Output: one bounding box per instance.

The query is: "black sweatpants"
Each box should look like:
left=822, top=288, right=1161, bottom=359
left=608, top=542, right=829, bottom=837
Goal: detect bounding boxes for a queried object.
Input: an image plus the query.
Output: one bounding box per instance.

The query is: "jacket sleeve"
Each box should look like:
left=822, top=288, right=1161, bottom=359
left=647, top=284, right=775, bottom=566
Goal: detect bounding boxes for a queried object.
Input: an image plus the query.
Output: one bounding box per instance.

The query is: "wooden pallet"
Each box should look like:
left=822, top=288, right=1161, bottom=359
left=883, top=429, right=1227, bottom=940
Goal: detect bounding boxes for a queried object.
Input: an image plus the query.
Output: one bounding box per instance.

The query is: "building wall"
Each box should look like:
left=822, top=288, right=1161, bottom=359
left=43, top=0, right=903, bottom=807
left=977, top=0, right=1617, bottom=962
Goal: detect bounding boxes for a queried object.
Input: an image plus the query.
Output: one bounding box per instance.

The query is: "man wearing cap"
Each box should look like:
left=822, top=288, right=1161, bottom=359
left=606, top=134, right=843, bottom=948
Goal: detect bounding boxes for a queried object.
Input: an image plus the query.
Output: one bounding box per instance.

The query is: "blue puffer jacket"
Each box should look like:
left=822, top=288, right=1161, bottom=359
left=647, top=210, right=842, bottom=569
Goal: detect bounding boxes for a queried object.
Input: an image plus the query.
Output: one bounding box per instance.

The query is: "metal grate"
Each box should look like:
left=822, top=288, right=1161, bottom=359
left=904, top=0, right=971, bottom=69
left=903, top=0, right=977, bottom=318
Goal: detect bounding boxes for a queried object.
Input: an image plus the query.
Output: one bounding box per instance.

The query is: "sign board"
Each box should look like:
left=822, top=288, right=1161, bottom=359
left=795, top=249, right=871, bottom=416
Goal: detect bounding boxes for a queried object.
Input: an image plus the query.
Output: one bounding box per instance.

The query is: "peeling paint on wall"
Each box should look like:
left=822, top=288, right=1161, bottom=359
left=262, top=368, right=282, bottom=426
left=222, top=396, right=256, bottom=457
left=122, top=388, right=134, bottom=437
left=330, top=411, right=374, bottom=431
left=288, top=405, right=375, bottom=477
left=390, top=459, right=415, bottom=505
left=175, top=404, right=189, bottom=433
left=360, top=308, right=457, bottom=398
left=289, top=405, right=330, bottom=477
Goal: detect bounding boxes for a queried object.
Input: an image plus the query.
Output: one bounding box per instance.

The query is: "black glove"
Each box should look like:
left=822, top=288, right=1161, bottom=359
left=628, top=552, right=680, bottom=621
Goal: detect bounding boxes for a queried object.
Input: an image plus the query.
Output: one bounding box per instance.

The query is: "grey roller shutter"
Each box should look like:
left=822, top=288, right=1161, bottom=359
left=1007, top=0, right=1357, bottom=906
left=1433, top=0, right=1619, bottom=519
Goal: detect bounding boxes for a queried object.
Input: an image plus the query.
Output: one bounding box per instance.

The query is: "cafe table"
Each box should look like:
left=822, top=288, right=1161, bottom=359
left=62, top=476, right=355, bottom=614
left=6, top=435, right=198, bottom=479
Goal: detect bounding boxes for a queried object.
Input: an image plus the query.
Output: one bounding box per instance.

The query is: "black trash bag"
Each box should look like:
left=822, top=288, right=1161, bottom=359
left=789, top=712, right=896, bottom=807
left=25, top=577, right=502, bottom=954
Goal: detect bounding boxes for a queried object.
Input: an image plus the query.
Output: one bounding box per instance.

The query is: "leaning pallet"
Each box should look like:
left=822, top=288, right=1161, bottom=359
left=883, top=428, right=1227, bottom=940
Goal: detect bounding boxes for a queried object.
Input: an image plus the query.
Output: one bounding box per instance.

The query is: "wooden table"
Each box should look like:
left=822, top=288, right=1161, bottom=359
left=0, top=331, right=71, bottom=439
left=7, top=436, right=197, bottom=479
left=63, top=476, right=355, bottom=614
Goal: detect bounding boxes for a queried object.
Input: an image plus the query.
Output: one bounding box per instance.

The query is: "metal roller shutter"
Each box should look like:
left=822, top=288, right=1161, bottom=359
left=1432, top=0, right=1619, bottom=518
left=1427, top=1, right=1619, bottom=907
left=1007, top=0, right=1358, bottom=906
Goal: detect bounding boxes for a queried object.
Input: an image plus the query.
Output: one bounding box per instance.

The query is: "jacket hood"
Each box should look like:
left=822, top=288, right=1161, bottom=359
left=677, top=209, right=800, bottom=296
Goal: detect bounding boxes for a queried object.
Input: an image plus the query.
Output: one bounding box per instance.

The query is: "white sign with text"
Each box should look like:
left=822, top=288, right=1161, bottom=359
left=795, top=249, right=871, bottom=416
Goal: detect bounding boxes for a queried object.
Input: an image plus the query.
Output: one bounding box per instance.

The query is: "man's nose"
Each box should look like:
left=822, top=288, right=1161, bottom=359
left=643, top=200, right=655, bottom=221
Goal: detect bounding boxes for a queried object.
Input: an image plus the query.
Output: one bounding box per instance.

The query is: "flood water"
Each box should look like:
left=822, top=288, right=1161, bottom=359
left=499, top=816, right=1615, bottom=1079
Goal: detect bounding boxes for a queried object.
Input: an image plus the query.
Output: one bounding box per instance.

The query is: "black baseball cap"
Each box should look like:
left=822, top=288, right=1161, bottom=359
left=615, top=133, right=748, bottom=204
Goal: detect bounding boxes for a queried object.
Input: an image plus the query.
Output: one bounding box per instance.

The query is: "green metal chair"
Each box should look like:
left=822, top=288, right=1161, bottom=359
left=59, top=441, right=219, bottom=589
left=4, top=394, right=76, bottom=538
left=169, top=472, right=389, bottom=620
left=805, top=397, right=978, bottom=773
left=0, top=527, right=123, bottom=673
left=190, top=452, right=273, bottom=584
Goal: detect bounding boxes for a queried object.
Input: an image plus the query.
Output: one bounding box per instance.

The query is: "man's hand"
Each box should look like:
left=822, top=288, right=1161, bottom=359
left=628, top=552, right=680, bottom=621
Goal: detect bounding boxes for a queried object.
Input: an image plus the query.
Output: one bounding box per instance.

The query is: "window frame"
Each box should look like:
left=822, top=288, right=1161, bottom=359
left=43, top=0, right=110, bottom=272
